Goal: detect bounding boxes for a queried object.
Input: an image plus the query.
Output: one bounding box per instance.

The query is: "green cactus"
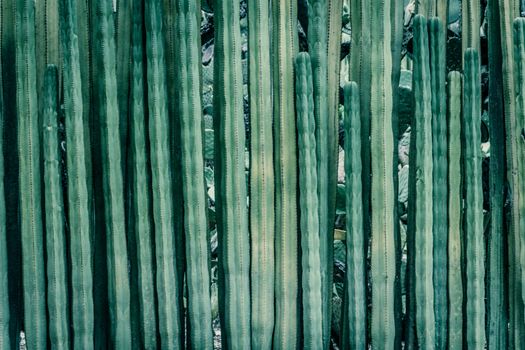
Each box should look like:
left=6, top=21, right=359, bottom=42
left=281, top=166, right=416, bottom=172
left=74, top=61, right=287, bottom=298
left=462, top=48, right=485, bottom=349
left=35, top=0, right=59, bottom=99
left=369, top=1, right=397, bottom=349
left=428, top=17, right=448, bottom=350
left=214, top=0, right=251, bottom=347
left=116, top=0, right=131, bottom=162
left=487, top=1, right=507, bottom=348
left=128, top=0, right=157, bottom=347
left=0, top=46, right=9, bottom=350
left=174, top=0, right=213, bottom=348
left=462, top=0, right=480, bottom=56
left=42, top=65, right=69, bottom=350
left=60, top=0, right=95, bottom=346
left=446, top=71, right=463, bottom=350
left=342, top=81, right=366, bottom=350
left=410, top=14, right=436, bottom=349
left=271, top=0, right=299, bottom=347
left=144, top=0, right=183, bottom=347
left=92, top=0, right=132, bottom=345
left=247, top=0, right=275, bottom=347
left=295, top=52, right=323, bottom=350
left=15, top=0, right=47, bottom=347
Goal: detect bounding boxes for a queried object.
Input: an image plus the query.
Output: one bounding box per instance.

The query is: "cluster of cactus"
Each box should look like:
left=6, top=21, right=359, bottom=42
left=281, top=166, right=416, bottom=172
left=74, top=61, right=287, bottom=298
left=2, top=0, right=525, bottom=349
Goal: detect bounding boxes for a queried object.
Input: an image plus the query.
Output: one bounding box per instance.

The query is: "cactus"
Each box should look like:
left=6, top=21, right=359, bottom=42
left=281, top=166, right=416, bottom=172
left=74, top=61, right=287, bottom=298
left=487, top=1, right=508, bottom=348
left=462, top=0, right=480, bottom=55
left=35, top=0, right=59, bottom=100
left=92, top=0, right=132, bottom=345
left=410, top=15, right=436, bottom=348
left=144, top=0, right=183, bottom=346
left=247, top=0, right=275, bottom=347
left=342, top=81, right=366, bottom=350
left=462, top=48, right=485, bottom=349
left=271, top=0, right=299, bottom=347
left=0, top=48, right=9, bottom=350
left=15, top=0, right=47, bottom=347
left=174, top=0, right=213, bottom=348
left=116, top=0, right=131, bottom=162
left=42, top=65, right=69, bottom=350
left=447, top=71, right=463, bottom=350
left=59, top=0, right=95, bottom=346
left=295, top=52, right=323, bottom=350
left=214, top=0, right=251, bottom=347
left=369, top=1, right=397, bottom=349
left=428, top=17, right=447, bottom=350
left=128, top=0, right=157, bottom=347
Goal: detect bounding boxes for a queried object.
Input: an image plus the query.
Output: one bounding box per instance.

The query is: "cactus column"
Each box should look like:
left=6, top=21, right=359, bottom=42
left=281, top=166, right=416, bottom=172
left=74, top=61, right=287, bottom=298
left=247, top=0, right=275, bottom=348
left=214, top=0, right=251, bottom=348
left=15, top=0, right=47, bottom=347
left=271, top=0, right=299, bottom=348
left=462, top=48, right=486, bottom=349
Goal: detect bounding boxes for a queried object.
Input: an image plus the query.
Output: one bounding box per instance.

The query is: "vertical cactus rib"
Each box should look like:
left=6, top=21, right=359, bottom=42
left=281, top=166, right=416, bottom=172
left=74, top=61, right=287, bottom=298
left=93, top=0, right=131, bottom=345
left=271, top=0, right=299, bottom=347
left=0, top=44, right=9, bottom=350
left=343, top=81, right=366, bottom=350
left=42, top=65, right=69, bottom=350
left=513, top=18, right=525, bottom=337
left=213, top=0, right=251, bottom=347
left=447, top=71, right=463, bottom=350
left=295, top=52, right=323, bottom=350
left=15, top=0, right=47, bottom=347
left=369, top=0, right=396, bottom=349
left=247, top=0, right=275, bottom=347
left=428, top=17, right=447, bottom=350
left=144, top=0, right=182, bottom=347
left=462, top=48, right=486, bottom=349
left=306, top=1, right=332, bottom=344
left=128, top=0, right=157, bottom=347
left=174, top=0, right=213, bottom=348
left=462, top=0, right=480, bottom=55
left=410, top=15, right=436, bottom=348
left=487, top=0, right=508, bottom=347
left=60, top=0, right=95, bottom=346
left=36, top=0, right=60, bottom=99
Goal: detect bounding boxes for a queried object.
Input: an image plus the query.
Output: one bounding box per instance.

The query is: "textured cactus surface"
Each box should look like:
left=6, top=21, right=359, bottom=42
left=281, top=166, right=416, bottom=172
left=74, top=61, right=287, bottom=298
left=463, top=48, right=486, bottom=349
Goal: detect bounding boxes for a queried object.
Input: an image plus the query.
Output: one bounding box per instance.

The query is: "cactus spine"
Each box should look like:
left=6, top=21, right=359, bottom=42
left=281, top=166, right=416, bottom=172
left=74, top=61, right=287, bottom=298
left=369, top=1, right=396, bottom=348
left=42, top=65, right=69, bottom=350
left=295, top=52, right=323, bottom=350
left=462, top=48, right=485, bottom=349
left=214, top=0, right=251, bottom=348
left=60, top=0, right=95, bottom=345
left=447, top=71, right=463, bottom=349
left=128, top=0, right=157, bottom=346
left=343, top=81, right=366, bottom=350
left=15, top=0, right=47, bottom=347
left=93, top=0, right=131, bottom=344
left=144, top=0, right=182, bottom=346
left=174, top=0, right=213, bottom=348
left=271, top=0, right=299, bottom=347
left=410, top=15, right=436, bottom=348
left=247, top=0, right=275, bottom=347
left=428, top=17, right=447, bottom=350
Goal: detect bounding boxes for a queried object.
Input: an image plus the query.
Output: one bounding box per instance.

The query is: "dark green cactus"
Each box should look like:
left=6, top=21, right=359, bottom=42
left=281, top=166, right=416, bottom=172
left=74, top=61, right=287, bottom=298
left=128, top=0, right=157, bottom=347
left=462, top=0, right=481, bottom=55
left=60, top=0, right=95, bottom=346
left=174, top=0, right=213, bottom=348
left=428, top=17, right=447, bottom=350
left=42, top=65, right=69, bottom=350
left=369, top=1, right=397, bottom=348
left=35, top=0, right=59, bottom=100
left=410, top=14, right=436, bottom=348
left=247, top=0, right=275, bottom=347
left=15, top=0, right=47, bottom=347
left=92, top=0, right=131, bottom=345
left=295, top=52, right=323, bottom=350
left=214, top=0, right=251, bottom=348
left=271, top=0, right=299, bottom=347
left=447, top=71, right=463, bottom=350
left=462, top=48, right=485, bottom=349
left=144, top=0, right=183, bottom=346
left=342, top=81, right=366, bottom=350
